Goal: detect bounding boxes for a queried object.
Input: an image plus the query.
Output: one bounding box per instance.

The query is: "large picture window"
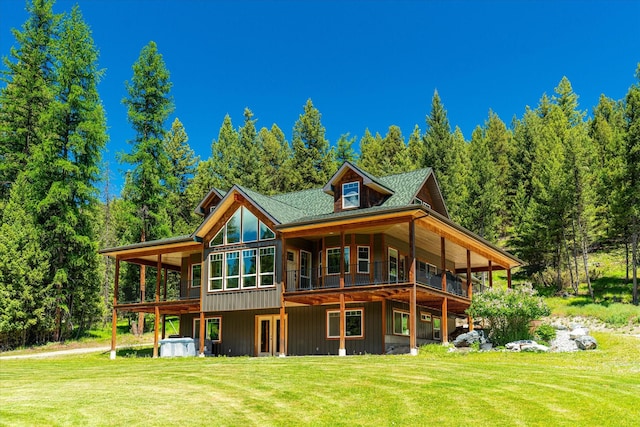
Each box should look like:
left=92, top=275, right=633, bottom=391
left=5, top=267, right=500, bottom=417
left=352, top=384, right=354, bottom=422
left=393, top=310, right=410, bottom=336
left=209, top=246, right=276, bottom=291
left=209, top=206, right=275, bottom=247
left=326, top=308, right=363, bottom=339
left=342, top=182, right=360, bottom=209
left=193, top=317, right=221, bottom=342
left=327, top=247, right=350, bottom=275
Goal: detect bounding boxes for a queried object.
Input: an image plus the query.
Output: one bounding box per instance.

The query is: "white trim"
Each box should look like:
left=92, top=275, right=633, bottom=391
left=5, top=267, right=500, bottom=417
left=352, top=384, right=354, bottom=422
left=433, top=316, right=442, bottom=340
left=393, top=309, right=410, bottom=336
left=190, top=263, right=202, bottom=288
left=326, top=308, right=364, bottom=339
left=357, top=246, right=370, bottom=273
left=342, top=181, right=360, bottom=209
left=208, top=253, right=223, bottom=292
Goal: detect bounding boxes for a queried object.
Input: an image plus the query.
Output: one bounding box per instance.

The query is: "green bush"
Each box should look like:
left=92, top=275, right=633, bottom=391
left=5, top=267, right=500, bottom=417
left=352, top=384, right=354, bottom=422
left=535, top=324, right=556, bottom=342
left=466, top=285, right=551, bottom=346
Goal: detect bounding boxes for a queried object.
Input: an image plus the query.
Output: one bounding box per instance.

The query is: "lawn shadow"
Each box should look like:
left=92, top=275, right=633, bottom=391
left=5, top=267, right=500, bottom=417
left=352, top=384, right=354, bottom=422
left=116, top=347, right=154, bottom=358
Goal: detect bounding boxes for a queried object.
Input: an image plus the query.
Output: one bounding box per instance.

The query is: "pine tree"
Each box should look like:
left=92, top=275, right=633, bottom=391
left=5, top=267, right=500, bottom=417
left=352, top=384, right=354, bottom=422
left=237, top=108, right=261, bottom=189
left=289, top=99, right=335, bottom=190
left=483, top=111, right=513, bottom=235
left=0, top=0, right=58, bottom=200
left=407, top=125, right=424, bottom=168
left=466, top=126, right=501, bottom=241
left=121, top=40, right=174, bottom=243
left=335, top=133, right=357, bottom=165
left=257, top=124, right=292, bottom=195
left=210, top=114, right=240, bottom=190
left=164, top=118, right=197, bottom=234
left=357, top=129, right=384, bottom=176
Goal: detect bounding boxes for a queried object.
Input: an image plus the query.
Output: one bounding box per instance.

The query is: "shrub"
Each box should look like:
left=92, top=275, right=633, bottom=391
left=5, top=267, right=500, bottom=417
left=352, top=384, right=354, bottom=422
left=535, top=324, right=556, bottom=342
left=466, top=285, right=551, bottom=346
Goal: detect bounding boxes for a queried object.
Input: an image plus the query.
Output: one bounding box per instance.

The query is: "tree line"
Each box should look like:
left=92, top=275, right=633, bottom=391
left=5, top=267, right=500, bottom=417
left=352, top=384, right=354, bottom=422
left=1, top=0, right=638, bottom=349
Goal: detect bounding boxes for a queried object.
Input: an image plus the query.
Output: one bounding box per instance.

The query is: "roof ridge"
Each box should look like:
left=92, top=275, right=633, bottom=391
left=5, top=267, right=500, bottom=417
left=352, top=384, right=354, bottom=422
left=236, top=184, right=307, bottom=215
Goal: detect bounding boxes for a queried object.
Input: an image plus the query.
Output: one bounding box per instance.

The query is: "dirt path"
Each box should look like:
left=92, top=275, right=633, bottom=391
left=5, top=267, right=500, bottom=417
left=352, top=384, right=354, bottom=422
left=0, top=343, right=151, bottom=360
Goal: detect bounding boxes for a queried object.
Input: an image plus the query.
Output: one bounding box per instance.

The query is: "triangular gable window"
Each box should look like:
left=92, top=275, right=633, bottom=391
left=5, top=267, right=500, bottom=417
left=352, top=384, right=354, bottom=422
left=210, top=207, right=275, bottom=247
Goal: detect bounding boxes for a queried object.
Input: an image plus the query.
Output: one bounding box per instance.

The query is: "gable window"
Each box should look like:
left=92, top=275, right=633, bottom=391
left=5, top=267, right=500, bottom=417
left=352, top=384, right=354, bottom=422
left=194, top=317, right=221, bottom=342
left=209, top=206, right=275, bottom=247
left=327, top=247, right=350, bottom=275
left=191, top=263, right=201, bottom=288
left=357, top=246, right=370, bottom=273
left=393, top=310, right=410, bottom=336
left=327, top=308, right=364, bottom=339
left=342, top=182, right=360, bottom=209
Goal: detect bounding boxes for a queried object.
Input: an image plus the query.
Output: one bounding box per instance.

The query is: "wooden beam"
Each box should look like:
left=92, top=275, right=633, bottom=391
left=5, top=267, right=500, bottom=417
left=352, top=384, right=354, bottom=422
left=339, top=293, right=346, bottom=356
left=381, top=298, right=386, bottom=354
left=467, top=249, right=473, bottom=332
left=340, top=231, right=345, bottom=289
left=455, top=265, right=507, bottom=274
left=114, top=242, right=201, bottom=260
left=280, top=214, right=414, bottom=239
left=120, top=257, right=182, bottom=272
left=507, top=268, right=512, bottom=289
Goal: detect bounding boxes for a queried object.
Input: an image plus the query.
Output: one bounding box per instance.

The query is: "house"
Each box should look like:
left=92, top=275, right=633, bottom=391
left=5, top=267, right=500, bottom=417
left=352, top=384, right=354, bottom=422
left=100, top=162, right=522, bottom=358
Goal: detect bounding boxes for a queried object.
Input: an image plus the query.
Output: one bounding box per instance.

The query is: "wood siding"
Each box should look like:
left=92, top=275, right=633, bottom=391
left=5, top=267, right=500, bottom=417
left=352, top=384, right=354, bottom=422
left=202, top=284, right=281, bottom=311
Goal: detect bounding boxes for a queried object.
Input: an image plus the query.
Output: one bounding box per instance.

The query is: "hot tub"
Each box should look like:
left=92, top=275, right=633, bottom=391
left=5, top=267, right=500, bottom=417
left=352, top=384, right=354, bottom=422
left=159, top=337, right=196, bottom=357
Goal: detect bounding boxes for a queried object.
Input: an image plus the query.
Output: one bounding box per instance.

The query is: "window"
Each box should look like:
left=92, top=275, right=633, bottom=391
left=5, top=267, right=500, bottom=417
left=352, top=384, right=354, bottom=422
left=225, top=251, right=240, bottom=289
left=357, top=246, right=370, bottom=273
left=259, top=247, right=275, bottom=287
left=393, top=310, right=410, bottom=336
left=433, top=317, right=441, bottom=340
left=388, top=248, right=398, bottom=282
left=194, top=317, right=221, bottom=342
left=300, top=251, right=311, bottom=289
left=327, top=247, right=350, bottom=275
left=242, top=249, right=257, bottom=288
left=259, top=222, right=275, bottom=240
left=209, top=246, right=276, bottom=291
left=242, top=209, right=258, bottom=242
left=191, top=263, right=201, bottom=288
left=210, top=229, right=223, bottom=247
left=209, top=207, right=275, bottom=247
left=226, top=210, right=241, bottom=244
left=420, top=312, right=432, bottom=322
left=327, top=308, right=364, bottom=339
left=209, top=253, right=223, bottom=291
left=342, top=182, right=360, bottom=209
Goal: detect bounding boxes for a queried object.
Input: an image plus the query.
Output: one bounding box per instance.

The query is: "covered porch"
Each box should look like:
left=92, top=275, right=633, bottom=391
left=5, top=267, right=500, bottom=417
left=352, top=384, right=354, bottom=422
left=99, top=236, right=203, bottom=359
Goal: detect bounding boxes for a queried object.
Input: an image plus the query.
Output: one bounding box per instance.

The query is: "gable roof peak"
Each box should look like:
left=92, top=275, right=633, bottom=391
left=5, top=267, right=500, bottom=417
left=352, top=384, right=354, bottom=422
left=322, top=161, right=394, bottom=196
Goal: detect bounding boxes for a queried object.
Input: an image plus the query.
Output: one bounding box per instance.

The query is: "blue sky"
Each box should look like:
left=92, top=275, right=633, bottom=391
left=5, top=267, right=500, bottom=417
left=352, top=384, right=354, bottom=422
left=1, top=0, right=639, bottom=195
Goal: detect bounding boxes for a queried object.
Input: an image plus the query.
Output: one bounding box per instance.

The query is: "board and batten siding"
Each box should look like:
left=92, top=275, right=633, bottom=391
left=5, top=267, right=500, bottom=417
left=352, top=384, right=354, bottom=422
left=201, top=284, right=281, bottom=311
left=287, top=301, right=383, bottom=355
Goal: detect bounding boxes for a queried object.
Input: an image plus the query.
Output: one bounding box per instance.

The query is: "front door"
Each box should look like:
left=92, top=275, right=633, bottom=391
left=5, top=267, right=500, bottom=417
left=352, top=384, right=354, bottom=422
left=256, top=314, right=287, bottom=356
left=287, top=250, right=298, bottom=290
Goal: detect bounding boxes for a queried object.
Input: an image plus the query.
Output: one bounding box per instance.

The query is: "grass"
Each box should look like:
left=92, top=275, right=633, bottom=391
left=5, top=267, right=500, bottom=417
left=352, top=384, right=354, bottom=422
left=1, top=332, right=639, bottom=426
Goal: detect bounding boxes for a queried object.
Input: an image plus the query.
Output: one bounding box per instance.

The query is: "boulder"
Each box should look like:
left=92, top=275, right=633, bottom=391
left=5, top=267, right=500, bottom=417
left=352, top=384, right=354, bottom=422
left=452, top=330, right=484, bottom=348
left=480, top=342, right=493, bottom=351
left=521, top=343, right=550, bottom=353
left=575, top=335, right=597, bottom=350
left=505, top=340, right=536, bottom=351
left=569, top=328, right=589, bottom=339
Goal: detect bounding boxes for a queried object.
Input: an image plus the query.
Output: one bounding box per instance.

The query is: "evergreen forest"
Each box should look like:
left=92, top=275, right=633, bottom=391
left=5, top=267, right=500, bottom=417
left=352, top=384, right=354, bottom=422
left=1, top=0, right=638, bottom=349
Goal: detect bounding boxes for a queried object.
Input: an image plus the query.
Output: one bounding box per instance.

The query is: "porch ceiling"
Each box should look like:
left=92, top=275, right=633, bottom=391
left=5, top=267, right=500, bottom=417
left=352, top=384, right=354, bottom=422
left=100, top=241, right=202, bottom=269
left=115, top=299, right=200, bottom=314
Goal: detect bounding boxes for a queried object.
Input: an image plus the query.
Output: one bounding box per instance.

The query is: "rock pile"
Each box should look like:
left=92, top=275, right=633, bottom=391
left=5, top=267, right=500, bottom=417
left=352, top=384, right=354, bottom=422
left=550, top=322, right=598, bottom=352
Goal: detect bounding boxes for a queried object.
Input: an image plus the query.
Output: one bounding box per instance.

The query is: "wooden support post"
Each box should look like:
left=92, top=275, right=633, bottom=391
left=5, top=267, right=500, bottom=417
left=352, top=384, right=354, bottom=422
left=441, top=297, right=449, bottom=344
left=138, top=264, right=145, bottom=335
left=153, top=305, right=160, bottom=358
left=507, top=268, right=512, bottom=289
left=163, top=267, right=168, bottom=301
left=339, top=231, right=346, bottom=356
left=409, top=220, right=417, bottom=355
left=381, top=298, right=386, bottom=354
left=466, top=249, right=473, bottom=331
left=279, top=299, right=286, bottom=357
left=369, top=234, right=374, bottom=284
left=156, top=255, right=162, bottom=303
left=490, top=261, right=494, bottom=288
left=162, top=314, right=166, bottom=339
left=110, top=259, right=120, bottom=360
left=441, top=237, right=447, bottom=291
left=199, top=311, right=205, bottom=357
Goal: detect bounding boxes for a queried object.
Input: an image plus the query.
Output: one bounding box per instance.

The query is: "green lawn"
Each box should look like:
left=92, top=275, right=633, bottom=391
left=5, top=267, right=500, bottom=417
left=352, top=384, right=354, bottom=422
left=1, top=332, right=639, bottom=427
